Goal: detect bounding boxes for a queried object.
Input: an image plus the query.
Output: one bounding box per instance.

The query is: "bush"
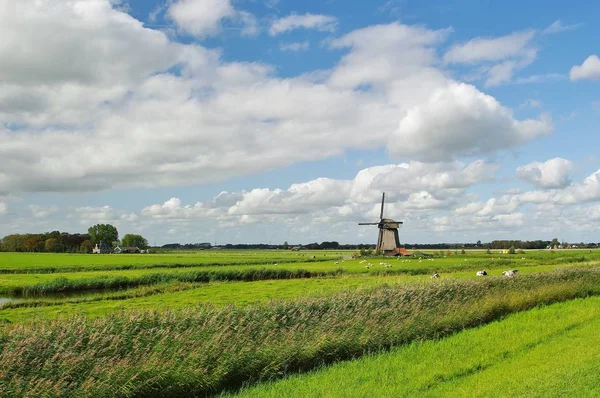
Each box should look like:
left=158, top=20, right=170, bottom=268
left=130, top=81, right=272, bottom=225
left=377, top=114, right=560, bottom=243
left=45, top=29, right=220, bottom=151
left=508, top=246, right=516, bottom=254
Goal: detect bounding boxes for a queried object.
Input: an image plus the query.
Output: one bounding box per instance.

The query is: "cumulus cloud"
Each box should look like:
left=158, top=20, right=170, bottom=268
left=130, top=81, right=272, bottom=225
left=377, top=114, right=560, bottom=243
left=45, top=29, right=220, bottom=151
left=389, top=83, right=553, bottom=160
left=517, top=158, right=573, bottom=189
left=570, top=55, right=600, bottom=81
left=167, top=0, right=257, bottom=38
left=269, top=13, right=337, bottom=36
left=0, top=5, right=550, bottom=196
left=518, top=169, right=600, bottom=205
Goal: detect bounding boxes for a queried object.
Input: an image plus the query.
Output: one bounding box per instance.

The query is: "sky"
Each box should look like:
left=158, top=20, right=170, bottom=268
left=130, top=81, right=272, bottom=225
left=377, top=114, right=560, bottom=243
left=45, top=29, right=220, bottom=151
left=1, top=0, right=600, bottom=245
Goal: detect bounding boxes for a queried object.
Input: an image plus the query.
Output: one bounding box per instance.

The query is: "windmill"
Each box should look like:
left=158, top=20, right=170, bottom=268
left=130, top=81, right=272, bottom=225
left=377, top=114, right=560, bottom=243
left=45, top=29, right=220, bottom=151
left=358, top=193, right=405, bottom=256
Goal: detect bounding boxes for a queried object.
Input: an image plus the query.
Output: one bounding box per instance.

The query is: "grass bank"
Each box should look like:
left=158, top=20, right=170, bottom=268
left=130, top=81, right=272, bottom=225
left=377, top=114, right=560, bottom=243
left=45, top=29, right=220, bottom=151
left=2, top=268, right=600, bottom=397
left=5, top=267, right=345, bottom=296
left=232, top=295, right=600, bottom=397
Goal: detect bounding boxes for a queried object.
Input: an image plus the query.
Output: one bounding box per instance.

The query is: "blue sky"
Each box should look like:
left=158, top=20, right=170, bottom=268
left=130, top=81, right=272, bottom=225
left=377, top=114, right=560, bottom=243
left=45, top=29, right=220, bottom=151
left=0, top=0, right=599, bottom=245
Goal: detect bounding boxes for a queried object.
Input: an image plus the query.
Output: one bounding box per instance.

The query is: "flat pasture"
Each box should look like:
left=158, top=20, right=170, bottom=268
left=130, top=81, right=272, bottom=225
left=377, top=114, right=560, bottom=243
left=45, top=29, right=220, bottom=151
left=2, top=249, right=600, bottom=397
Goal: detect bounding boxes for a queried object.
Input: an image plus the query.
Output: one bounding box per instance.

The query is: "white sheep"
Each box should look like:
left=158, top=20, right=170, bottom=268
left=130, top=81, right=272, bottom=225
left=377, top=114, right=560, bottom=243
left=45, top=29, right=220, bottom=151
left=476, top=270, right=488, bottom=276
left=431, top=272, right=440, bottom=279
left=502, top=270, right=519, bottom=277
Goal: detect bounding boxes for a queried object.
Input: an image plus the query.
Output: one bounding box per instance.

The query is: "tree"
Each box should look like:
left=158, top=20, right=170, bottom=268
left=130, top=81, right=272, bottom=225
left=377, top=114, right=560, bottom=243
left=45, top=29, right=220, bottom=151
left=476, top=240, right=482, bottom=247
left=88, top=224, right=119, bottom=246
left=79, top=240, right=93, bottom=254
left=508, top=246, right=516, bottom=254
left=121, top=234, right=148, bottom=249
left=551, top=238, right=559, bottom=248
left=282, top=241, right=289, bottom=250
left=44, top=238, right=63, bottom=253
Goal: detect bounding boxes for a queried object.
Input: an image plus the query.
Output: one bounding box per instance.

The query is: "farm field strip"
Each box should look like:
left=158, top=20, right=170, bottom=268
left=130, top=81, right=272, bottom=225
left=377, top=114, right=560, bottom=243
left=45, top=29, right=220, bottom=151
left=3, top=268, right=600, bottom=397
left=1, top=255, right=599, bottom=296
left=1, top=250, right=598, bottom=274
left=231, top=296, right=600, bottom=398
left=0, top=274, right=416, bottom=324
left=0, top=251, right=340, bottom=273
left=4, top=262, right=600, bottom=324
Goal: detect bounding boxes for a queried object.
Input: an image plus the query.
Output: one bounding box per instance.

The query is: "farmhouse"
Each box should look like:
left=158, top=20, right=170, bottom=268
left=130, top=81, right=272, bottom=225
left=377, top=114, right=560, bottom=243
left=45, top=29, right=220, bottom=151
left=92, top=242, right=111, bottom=254
left=114, top=246, right=141, bottom=254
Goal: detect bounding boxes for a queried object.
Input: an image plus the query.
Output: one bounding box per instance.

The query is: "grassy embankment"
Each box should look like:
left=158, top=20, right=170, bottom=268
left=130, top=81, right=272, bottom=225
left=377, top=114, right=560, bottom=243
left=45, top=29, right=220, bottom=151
left=232, top=295, right=600, bottom=398
left=2, top=268, right=600, bottom=397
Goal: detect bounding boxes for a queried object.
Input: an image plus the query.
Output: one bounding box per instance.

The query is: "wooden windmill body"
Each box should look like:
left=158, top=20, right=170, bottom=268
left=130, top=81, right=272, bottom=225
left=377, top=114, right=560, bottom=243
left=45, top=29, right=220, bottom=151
left=359, top=193, right=405, bottom=256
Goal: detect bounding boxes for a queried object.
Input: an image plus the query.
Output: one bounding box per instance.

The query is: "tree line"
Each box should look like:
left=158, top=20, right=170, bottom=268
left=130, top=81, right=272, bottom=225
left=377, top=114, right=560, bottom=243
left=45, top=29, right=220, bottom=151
left=0, top=224, right=149, bottom=253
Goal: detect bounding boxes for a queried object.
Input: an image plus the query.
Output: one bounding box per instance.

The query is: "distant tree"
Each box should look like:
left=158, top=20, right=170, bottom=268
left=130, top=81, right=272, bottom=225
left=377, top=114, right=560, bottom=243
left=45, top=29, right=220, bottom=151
left=508, top=246, right=516, bottom=254
left=23, top=234, right=44, bottom=252
left=79, top=240, right=93, bottom=254
left=461, top=249, right=466, bottom=255
left=486, top=248, right=491, bottom=254
left=88, top=224, right=119, bottom=246
left=551, top=238, right=559, bottom=248
left=282, top=241, right=289, bottom=250
left=476, top=240, right=482, bottom=247
left=44, top=238, right=63, bottom=253
left=121, top=234, right=149, bottom=249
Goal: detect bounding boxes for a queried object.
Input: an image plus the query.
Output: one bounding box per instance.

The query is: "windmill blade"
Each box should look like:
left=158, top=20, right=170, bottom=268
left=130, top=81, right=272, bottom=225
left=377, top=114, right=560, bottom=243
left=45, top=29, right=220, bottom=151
left=358, top=222, right=379, bottom=225
left=379, top=192, right=385, bottom=220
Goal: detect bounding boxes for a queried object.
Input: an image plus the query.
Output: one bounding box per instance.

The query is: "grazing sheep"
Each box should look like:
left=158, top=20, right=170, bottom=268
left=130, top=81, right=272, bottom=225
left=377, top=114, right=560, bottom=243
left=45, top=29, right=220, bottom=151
left=431, top=272, right=440, bottom=279
left=476, top=270, right=488, bottom=276
left=384, top=264, right=392, bottom=268
left=502, top=270, right=519, bottom=277
left=334, top=261, right=339, bottom=264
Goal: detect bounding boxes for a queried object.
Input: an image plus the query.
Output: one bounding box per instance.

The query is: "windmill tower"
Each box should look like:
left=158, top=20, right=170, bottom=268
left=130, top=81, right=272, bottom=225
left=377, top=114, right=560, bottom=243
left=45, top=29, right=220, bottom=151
left=359, top=193, right=404, bottom=255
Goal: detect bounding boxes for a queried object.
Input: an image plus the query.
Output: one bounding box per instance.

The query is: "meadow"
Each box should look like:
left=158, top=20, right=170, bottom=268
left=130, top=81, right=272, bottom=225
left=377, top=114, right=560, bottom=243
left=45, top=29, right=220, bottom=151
left=1, top=249, right=600, bottom=397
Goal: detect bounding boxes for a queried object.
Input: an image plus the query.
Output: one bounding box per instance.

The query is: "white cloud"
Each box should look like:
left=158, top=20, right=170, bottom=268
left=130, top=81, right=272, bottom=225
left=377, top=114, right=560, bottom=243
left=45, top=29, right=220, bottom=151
left=444, top=30, right=537, bottom=87
left=269, top=13, right=337, bottom=36
left=493, top=212, right=525, bottom=228
left=0, top=7, right=549, bottom=196
left=389, top=82, right=553, bottom=160
left=570, top=55, right=600, bottom=81
left=519, top=169, right=600, bottom=205
left=29, top=205, right=58, bottom=218
left=543, top=20, right=583, bottom=34
left=517, top=158, right=573, bottom=189
left=280, top=41, right=310, bottom=52
left=167, top=0, right=257, bottom=38
left=444, top=30, right=536, bottom=64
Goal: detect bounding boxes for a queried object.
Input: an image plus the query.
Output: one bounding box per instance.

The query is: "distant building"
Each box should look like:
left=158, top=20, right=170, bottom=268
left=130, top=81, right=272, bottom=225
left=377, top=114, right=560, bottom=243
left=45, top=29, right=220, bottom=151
left=114, top=246, right=141, bottom=254
left=92, top=242, right=112, bottom=254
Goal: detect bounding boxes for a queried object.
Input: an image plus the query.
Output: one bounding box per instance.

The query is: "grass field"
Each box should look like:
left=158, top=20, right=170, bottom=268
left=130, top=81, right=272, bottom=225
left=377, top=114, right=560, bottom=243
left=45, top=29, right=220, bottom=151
left=232, top=295, right=600, bottom=397
left=2, top=249, right=600, bottom=396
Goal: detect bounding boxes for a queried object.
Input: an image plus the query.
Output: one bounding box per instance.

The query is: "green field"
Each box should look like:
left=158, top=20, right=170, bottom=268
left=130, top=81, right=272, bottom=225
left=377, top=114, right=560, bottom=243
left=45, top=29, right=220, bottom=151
left=232, top=296, right=600, bottom=397
left=2, top=249, right=600, bottom=397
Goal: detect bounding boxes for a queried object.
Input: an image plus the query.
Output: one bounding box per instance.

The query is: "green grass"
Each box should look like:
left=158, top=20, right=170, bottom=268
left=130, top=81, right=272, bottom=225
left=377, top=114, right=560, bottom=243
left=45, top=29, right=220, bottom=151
left=2, top=250, right=599, bottom=295
left=232, top=295, right=600, bottom=398
left=0, top=274, right=416, bottom=324
left=2, top=268, right=600, bottom=397
left=0, top=250, right=341, bottom=273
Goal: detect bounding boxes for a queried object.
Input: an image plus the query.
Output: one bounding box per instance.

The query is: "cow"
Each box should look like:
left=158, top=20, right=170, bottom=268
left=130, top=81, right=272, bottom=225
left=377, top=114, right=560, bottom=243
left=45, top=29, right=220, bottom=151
left=476, top=270, right=488, bottom=276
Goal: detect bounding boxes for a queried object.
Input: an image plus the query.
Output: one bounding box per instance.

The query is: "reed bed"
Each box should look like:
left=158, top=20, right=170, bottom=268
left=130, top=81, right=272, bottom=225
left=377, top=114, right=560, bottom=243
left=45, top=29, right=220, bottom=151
left=2, top=268, right=600, bottom=397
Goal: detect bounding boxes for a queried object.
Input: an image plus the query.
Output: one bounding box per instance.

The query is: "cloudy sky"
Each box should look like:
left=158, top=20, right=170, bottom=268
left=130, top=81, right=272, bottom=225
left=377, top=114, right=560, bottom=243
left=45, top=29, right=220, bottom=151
left=1, top=0, right=599, bottom=245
